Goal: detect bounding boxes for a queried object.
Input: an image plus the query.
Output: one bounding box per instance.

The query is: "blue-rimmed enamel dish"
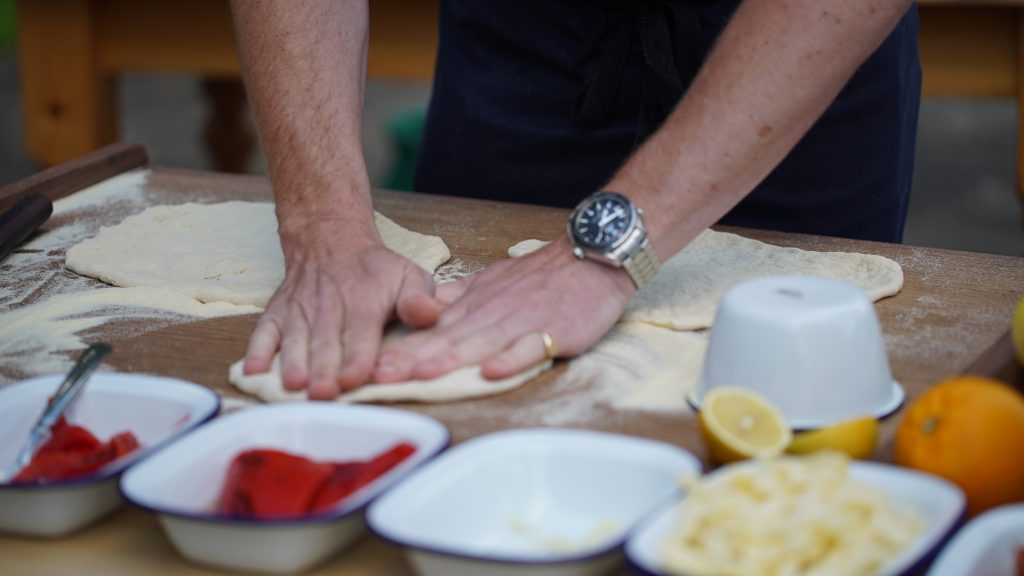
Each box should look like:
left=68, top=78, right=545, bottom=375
left=625, top=459, right=965, bottom=576
left=927, top=502, right=1024, bottom=575
left=367, top=428, right=701, bottom=576
left=119, top=403, right=448, bottom=574
left=0, top=372, right=220, bottom=537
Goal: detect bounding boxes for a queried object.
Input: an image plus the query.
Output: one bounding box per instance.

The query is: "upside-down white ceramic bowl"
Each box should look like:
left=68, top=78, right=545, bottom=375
left=119, top=403, right=448, bottom=574
left=927, top=502, right=1024, bottom=575
left=0, top=372, right=220, bottom=537
left=690, top=275, right=904, bottom=429
left=626, top=459, right=965, bottom=576
left=367, top=428, right=702, bottom=576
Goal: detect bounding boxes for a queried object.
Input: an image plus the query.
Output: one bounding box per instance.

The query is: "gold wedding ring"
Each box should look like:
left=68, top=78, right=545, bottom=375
left=538, top=331, right=559, bottom=360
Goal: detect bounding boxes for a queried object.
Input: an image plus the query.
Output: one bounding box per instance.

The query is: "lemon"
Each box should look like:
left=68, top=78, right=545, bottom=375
left=1012, top=297, right=1024, bottom=366
left=785, top=417, right=879, bottom=459
left=698, top=387, right=792, bottom=465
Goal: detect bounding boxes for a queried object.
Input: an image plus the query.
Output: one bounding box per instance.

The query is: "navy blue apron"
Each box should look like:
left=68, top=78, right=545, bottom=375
left=413, top=1, right=921, bottom=242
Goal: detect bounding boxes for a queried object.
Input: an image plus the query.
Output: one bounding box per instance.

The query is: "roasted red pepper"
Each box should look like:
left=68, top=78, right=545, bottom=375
left=13, top=417, right=140, bottom=483
left=219, top=442, right=416, bottom=519
left=219, top=449, right=334, bottom=517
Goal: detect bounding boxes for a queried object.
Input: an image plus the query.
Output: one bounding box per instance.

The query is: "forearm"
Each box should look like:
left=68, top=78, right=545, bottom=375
left=230, top=0, right=375, bottom=243
left=608, top=0, right=914, bottom=259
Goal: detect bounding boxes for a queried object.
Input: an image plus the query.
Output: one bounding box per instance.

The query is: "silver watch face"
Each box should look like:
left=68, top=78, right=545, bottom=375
left=570, top=192, right=637, bottom=250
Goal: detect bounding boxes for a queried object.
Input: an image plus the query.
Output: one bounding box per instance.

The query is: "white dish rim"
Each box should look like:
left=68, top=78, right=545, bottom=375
left=0, top=372, right=221, bottom=490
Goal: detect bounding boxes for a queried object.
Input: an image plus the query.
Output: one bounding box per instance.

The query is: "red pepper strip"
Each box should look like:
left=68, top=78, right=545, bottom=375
left=308, top=462, right=368, bottom=513
left=108, top=431, right=140, bottom=458
left=356, top=442, right=417, bottom=489
left=43, top=418, right=101, bottom=454
left=219, top=443, right=419, bottom=518
left=308, top=442, right=417, bottom=513
left=12, top=417, right=140, bottom=483
left=219, top=449, right=334, bottom=518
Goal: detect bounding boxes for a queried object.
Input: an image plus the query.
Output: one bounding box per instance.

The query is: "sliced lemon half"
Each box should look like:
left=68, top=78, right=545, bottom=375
left=786, top=416, right=878, bottom=460
left=698, top=386, right=792, bottom=465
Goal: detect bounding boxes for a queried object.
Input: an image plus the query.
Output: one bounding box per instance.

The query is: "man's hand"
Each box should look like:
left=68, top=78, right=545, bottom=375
left=243, top=226, right=438, bottom=400
left=373, top=238, right=635, bottom=382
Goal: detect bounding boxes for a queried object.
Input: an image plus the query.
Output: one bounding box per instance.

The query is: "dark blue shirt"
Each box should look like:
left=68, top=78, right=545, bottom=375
left=414, top=1, right=921, bottom=242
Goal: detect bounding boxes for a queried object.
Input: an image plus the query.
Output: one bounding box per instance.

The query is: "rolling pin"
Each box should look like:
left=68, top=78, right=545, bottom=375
left=0, top=193, right=53, bottom=263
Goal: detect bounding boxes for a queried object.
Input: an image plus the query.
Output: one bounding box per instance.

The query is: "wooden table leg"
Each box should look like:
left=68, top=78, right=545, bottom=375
left=202, top=78, right=253, bottom=173
left=17, top=0, right=117, bottom=168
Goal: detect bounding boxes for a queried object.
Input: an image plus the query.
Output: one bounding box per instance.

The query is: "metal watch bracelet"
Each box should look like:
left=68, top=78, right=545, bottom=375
left=622, top=237, right=659, bottom=288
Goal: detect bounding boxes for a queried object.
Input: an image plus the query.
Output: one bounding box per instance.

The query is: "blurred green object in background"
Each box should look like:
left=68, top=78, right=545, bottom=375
left=0, top=0, right=14, bottom=48
left=385, top=107, right=426, bottom=191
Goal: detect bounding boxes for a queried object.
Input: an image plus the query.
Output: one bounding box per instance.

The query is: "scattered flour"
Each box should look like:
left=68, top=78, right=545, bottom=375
left=434, top=257, right=485, bottom=284
left=552, top=324, right=707, bottom=417
left=0, top=288, right=257, bottom=378
left=0, top=169, right=258, bottom=382
left=51, top=171, right=151, bottom=216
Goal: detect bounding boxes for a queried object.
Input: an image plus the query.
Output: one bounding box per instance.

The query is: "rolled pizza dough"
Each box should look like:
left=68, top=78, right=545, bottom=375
left=229, top=356, right=552, bottom=404
left=66, top=201, right=451, bottom=307
left=507, top=229, right=903, bottom=330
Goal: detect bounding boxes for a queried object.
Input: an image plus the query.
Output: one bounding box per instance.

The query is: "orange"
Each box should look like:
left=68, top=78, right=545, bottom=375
left=895, top=375, right=1024, bottom=517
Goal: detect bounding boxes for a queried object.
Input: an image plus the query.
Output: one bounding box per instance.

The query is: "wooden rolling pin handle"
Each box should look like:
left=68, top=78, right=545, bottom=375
left=0, top=193, right=53, bottom=263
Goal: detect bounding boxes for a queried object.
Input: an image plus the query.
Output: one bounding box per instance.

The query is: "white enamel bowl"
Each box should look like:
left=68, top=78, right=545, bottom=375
left=927, top=503, right=1024, bottom=575
left=690, top=275, right=904, bottom=429
left=367, top=428, right=702, bottom=576
left=626, top=459, right=965, bottom=576
left=0, top=372, right=220, bottom=537
left=119, top=403, right=448, bottom=574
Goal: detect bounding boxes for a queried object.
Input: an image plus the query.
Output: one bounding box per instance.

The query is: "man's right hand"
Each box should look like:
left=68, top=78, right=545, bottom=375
left=231, top=0, right=399, bottom=400
left=242, top=225, right=440, bottom=400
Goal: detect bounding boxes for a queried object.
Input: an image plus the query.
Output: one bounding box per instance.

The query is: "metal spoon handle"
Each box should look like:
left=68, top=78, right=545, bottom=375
left=11, top=343, right=113, bottom=473
left=39, top=343, right=112, bottom=428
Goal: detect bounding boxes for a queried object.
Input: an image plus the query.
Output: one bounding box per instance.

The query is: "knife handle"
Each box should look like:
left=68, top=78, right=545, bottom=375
left=0, top=193, right=53, bottom=263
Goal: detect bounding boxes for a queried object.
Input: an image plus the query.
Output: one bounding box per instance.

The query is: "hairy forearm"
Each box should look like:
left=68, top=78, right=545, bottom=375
left=230, top=0, right=375, bottom=241
left=609, top=0, right=914, bottom=259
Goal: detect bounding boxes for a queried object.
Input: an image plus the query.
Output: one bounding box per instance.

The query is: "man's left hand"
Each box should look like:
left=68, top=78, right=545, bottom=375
left=373, top=238, right=635, bottom=381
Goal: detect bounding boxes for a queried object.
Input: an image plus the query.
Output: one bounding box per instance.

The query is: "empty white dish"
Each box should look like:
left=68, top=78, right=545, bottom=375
left=368, top=428, right=702, bottom=576
left=0, top=372, right=220, bottom=537
left=927, top=502, right=1024, bottom=575
left=690, top=275, right=904, bottom=429
left=626, top=459, right=965, bottom=576
left=120, top=403, right=448, bottom=574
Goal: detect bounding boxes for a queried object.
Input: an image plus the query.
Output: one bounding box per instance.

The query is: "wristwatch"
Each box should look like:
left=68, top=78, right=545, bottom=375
left=566, top=191, right=660, bottom=289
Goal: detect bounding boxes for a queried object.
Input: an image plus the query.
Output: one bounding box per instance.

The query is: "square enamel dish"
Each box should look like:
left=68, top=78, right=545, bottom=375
left=367, top=428, right=702, bottom=576
left=690, top=276, right=905, bottom=429
left=0, top=372, right=220, bottom=537
left=927, top=502, right=1024, bottom=575
left=119, top=403, right=448, bottom=574
left=626, top=459, right=965, bottom=576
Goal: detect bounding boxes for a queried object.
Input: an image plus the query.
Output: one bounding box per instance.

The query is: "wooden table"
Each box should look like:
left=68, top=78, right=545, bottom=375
left=0, top=147, right=1022, bottom=574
